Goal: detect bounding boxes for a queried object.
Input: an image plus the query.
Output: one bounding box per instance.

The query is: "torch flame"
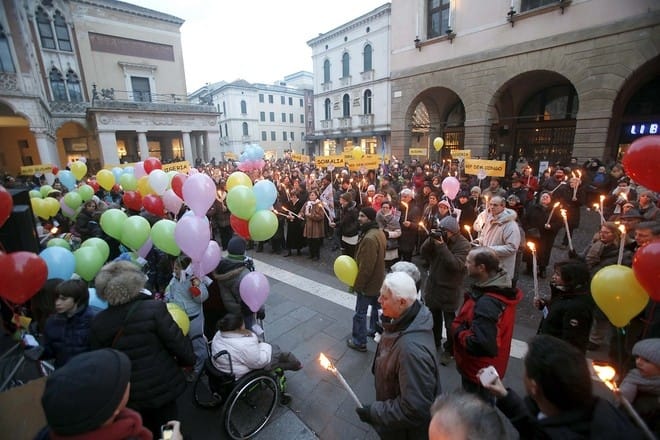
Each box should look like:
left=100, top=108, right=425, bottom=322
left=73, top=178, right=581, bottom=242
left=319, top=353, right=335, bottom=372
left=401, top=201, right=408, bottom=209
left=618, top=224, right=626, bottom=234
left=50, top=227, right=59, bottom=234
left=593, top=363, right=617, bottom=391
left=593, top=203, right=599, bottom=210
left=527, top=242, right=536, bottom=252
left=560, top=209, right=567, bottom=218
left=553, top=202, right=560, bottom=208
left=464, top=225, right=471, bottom=232
left=600, top=195, right=605, bottom=202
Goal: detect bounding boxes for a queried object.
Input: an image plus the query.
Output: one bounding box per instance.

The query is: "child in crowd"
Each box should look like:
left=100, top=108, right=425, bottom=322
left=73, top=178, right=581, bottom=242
left=619, top=338, right=660, bottom=436
left=166, top=255, right=209, bottom=380
left=42, top=279, right=95, bottom=368
left=211, top=313, right=302, bottom=380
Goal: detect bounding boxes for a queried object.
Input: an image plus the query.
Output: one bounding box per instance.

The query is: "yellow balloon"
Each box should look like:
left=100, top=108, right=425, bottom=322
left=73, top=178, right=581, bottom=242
left=70, top=161, right=88, bottom=180
left=433, top=137, right=444, bottom=151
left=43, top=197, right=60, bottom=218
left=166, top=303, right=190, bottom=336
left=31, top=198, right=48, bottom=219
left=352, top=147, right=364, bottom=160
left=96, top=169, right=115, bottom=191
left=333, top=255, right=359, bottom=287
left=591, top=265, right=649, bottom=327
left=137, top=175, right=155, bottom=196
left=226, top=171, right=253, bottom=191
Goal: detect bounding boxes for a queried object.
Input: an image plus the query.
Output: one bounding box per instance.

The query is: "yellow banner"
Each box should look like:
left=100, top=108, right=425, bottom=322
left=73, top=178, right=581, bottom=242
left=20, top=164, right=54, bottom=175
left=315, top=154, right=345, bottom=167
left=347, top=157, right=379, bottom=171
left=264, top=150, right=276, bottom=160
left=409, top=148, right=427, bottom=156
left=162, top=161, right=191, bottom=173
left=291, top=153, right=310, bottom=163
left=224, top=152, right=237, bottom=160
left=464, top=159, right=506, bottom=177
left=452, top=149, right=472, bottom=159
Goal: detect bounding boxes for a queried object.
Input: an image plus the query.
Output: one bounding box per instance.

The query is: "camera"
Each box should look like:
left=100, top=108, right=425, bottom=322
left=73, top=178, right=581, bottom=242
left=430, top=227, right=448, bottom=242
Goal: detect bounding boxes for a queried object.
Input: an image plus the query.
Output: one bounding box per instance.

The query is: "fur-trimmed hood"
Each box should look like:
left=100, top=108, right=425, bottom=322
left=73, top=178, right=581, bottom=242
left=95, top=261, right=147, bottom=306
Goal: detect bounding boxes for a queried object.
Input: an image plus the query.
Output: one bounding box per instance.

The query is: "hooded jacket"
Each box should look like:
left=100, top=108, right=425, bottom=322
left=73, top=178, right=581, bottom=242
left=478, top=208, right=521, bottom=280
left=538, top=284, right=594, bottom=352
left=452, top=271, right=522, bottom=384
left=370, top=301, right=441, bottom=440
left=354, top=221, right=386, bottom=296
left=43, top=305, right=95, bottom=368
left=420, top=233, right=470, bottom=311
left=376, top=209, right=402, bottom=261
left=213, top=257, right=252, bottom=317
left=90, top=265, right=195, bottom=411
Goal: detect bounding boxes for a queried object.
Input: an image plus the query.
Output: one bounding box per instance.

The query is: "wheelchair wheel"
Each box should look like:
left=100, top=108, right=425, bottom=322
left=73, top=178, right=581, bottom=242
left=222, top=371, right=279, bottom=440
left=193, top=369, right=223, bottom=409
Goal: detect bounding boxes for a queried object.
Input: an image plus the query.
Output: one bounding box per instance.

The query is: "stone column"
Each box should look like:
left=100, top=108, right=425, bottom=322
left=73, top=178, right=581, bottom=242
left=32, top=131, right=60, bottom=167
left=182, top=131, right=193, bottom=162
left=97, top=131, right=120, bottom=166
left=573, top=116, right=612, bottom=162
left=464, top=122, right=491, bottom=158
left=202, top=132, right=210, bottom=162
left=195, top=134, right=203, bottom=160
left=206, top=130, right=220, bottom=161
left=137, top=131, right=149, bottom=160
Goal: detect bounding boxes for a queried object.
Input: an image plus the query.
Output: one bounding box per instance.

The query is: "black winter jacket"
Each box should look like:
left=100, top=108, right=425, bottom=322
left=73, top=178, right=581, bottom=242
left=420, top=233, right=470, bottom=311
left=538, top=284, right=594, bottom=352
left=90, top=294, right=195, bottom=410
left=43, top=305, right=95, bottom=368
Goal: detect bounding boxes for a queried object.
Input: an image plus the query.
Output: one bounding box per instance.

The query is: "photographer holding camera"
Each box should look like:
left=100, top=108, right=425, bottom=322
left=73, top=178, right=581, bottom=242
left=420, top=216, right=471, bottom=366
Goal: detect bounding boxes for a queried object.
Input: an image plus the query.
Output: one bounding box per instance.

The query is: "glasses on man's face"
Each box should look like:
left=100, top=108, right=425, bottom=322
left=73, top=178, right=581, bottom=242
left=489, top=203, right=503, bottom=207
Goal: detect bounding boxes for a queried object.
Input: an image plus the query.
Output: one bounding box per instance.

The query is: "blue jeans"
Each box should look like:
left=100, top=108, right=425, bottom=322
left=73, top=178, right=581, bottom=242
left=351, top=292, right=380, bottom=346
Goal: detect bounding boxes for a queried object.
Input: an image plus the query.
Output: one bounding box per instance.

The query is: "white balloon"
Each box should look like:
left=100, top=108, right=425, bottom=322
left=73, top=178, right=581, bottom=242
left=44, top=173, right=56, bottom=185
left=148, top=169, right=169, bottom=195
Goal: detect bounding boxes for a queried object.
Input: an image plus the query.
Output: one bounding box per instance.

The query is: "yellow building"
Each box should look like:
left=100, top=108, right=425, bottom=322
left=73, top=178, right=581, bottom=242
left=0, top=0, right=220, bottom=176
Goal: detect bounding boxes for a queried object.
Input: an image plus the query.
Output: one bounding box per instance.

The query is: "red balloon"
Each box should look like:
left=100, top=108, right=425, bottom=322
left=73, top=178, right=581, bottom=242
left=230, top=214, right=250, bottom=239
left=622, top=135, right=660, bottom=192
left=633, top=241, right=660, bottom=302
left=143, top=194, right=165, bottom=217
left=0, top=252, right=48, bottom=304
left=88, top=179, right=100, bottom=193
left=171, top=174, right=187, bottom=200
left=51, top=166, right=59, bottom=175
left=143, top=157, right=162, bottom=175
left=0, top=185, right=12, bottom=228
left=111, top=184, right=121, bottom=193
left=122, top=191, right=143, bottom=212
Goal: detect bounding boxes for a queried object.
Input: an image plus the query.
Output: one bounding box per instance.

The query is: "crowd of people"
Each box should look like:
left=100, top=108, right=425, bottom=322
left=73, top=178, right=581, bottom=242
left=2, top=153, right=659, bottom=439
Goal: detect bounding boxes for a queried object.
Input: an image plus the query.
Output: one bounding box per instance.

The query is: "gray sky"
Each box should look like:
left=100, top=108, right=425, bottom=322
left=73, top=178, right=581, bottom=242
left=124, top=0, right=387, bottom=92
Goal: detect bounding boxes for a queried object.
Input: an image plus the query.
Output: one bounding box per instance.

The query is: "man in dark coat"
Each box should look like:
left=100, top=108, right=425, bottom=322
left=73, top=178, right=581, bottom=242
left=347, top=207, right=386, bottom=352
left=355, top=272, right=442, bottom=439
left=420, top=216, right=470, bottom=365
left=90, top=261, right=195, bottom=437
left=399, top=188, right=422, bottom=261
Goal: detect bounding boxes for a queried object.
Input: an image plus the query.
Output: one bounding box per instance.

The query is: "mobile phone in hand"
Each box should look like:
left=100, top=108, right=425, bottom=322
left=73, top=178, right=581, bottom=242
left=161, top=424, right=174, bottom=440
left=479, top=365, right=499, bottom=387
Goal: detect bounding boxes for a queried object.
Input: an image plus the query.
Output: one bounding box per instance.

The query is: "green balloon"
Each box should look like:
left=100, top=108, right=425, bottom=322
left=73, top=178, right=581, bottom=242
left=40, top=185, right=53, bottom=198
left=47, top=238, right=71, bottom=250
left=120, top=215, right=151, bottom=251
left=63, top=191, right=83, bottom=210
left=30, top=190, right=42, bottom=199
left=77, top=185, right=94, bottom=202
left=100, top=209, right=128, bottom=240
left=74, top=247, right=105, bottom=281
left=226, top=185, right=256, bottom=220
left=248, top=210, right=278, bottom=241
left=119, top=173, right=138, bottom=191
left=151, top=219, right=181, bottom=256
left=81, top=237, right=110, bottom=263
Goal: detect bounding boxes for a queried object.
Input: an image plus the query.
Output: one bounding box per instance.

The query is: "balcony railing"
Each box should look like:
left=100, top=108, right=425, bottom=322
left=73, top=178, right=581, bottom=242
left=0, top=72, right=18, bottom=91
left=321, top=120, right=333, bottom=129
left=322, top=81, right=332, bottom=92
left=339, top=117, right=352, bottom=129
left=90, top=84, right=216, bottom=113
left=340, top=76, right=352, bottom=87
left=50, top=101, right=90, bottom=115
left=360, top=114, right=374, bottom=128
left=361, top=70, right=374, bottom=82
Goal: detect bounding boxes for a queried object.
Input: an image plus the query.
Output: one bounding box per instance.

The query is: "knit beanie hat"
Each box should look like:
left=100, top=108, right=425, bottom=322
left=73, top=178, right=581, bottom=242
left=632, top=338, right=660, bottom=366
left=227, top=236, right=246, bottom=259
left=41, top=349, right=131, bottom=435
left=438, top=216, right=460, bottom=234
left=360, top=207, right=377, bottom=221
left=367, top=185, right=376, bottom=192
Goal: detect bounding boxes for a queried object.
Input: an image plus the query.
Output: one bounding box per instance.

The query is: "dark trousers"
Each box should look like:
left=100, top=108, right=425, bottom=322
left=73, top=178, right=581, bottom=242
left=308, top=237, right=322, bottom=258
left=431, top=308, right=456, bottom=352
left=137, top=400, right=178, bottom=438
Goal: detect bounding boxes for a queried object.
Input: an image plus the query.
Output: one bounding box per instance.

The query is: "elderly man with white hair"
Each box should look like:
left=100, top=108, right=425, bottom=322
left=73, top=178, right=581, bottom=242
left=355, top=272, right=442, bottom=440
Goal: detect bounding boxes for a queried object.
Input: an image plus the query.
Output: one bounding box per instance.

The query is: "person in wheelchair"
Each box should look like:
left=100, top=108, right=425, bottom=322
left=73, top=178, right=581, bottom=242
left=211, top=313, right=302, bottom=379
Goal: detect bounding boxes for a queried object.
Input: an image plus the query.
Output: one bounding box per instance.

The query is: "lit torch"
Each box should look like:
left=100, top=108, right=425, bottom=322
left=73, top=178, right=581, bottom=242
left=419, top=221, right=429, bottom=235
left=527, top=242, right=539, bottom=299
left=319, top=353, right=363, bottom=407
left=560, top=209, right=573, bottom=252
left=545, top=202, right=560, bottom=228
left=401, top=201, right=409, bottom=223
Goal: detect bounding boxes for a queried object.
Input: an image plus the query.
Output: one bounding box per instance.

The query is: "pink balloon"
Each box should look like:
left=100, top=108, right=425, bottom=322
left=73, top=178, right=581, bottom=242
left=188, top=168, right=199, bottom=175
left=138, top=237, right=153, bottom=259
left=163, top=189, right=184, bottom=215
left=59, top=198, right=75, bottom=217
left=134, top=161, right=146, bottom=179
left=182, top=173, right=216, bottom=216
left=239, top=271, right=270, bottom=312
left=194, top=241, right=221, bottom=277
left=441, top=176, right=460, bottom=200
left=174, top=215, right=210, bottom=261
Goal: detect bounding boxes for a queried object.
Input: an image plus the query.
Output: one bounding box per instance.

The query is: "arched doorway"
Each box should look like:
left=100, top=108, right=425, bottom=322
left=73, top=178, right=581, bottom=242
left=0, top=101, right=38, bottom=175
left=56, top=121, right=99, bottom=173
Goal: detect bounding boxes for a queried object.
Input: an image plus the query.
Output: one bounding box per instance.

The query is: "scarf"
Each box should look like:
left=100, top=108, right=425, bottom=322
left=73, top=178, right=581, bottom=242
left=48, top=409, right=152, bottom=440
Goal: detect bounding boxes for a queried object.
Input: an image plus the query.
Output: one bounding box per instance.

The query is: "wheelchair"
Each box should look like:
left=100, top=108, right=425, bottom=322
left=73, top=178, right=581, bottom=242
left=193, top=343, right=291, bottom=440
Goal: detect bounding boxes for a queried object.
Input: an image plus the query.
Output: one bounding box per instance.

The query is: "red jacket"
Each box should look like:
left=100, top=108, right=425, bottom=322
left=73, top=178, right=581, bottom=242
left=452, top=273, right=522, bottom=385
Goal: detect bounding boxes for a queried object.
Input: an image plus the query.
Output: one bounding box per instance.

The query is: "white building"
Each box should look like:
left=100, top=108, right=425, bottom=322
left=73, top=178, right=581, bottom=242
left=307, top=3, right=391, bottom=157
left=0, top=0, right=219, bottom=175
left=189, top=73, right=312, bottom=160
